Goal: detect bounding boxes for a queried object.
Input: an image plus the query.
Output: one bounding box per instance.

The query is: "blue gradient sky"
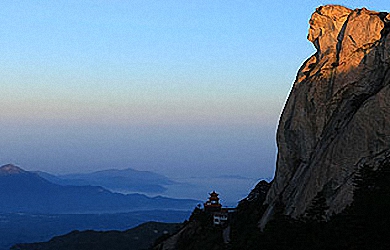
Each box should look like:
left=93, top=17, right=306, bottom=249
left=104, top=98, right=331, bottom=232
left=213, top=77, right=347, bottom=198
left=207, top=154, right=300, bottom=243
left=0, top=1, right=389, bottom=180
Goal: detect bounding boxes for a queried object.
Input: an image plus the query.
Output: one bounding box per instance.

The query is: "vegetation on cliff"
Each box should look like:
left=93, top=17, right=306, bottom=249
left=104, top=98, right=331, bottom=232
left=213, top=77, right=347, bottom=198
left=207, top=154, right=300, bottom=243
left=253, top=159, right=390, bottom=250
left=156, top=159, right=390, bottom=250
left=263, top=4, right=390, bottom=225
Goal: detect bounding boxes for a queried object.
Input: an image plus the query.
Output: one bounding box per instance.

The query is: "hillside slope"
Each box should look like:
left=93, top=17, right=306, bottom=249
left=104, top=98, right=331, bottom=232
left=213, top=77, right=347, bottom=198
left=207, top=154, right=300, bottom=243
left=12, top=222, right=181, bottom=250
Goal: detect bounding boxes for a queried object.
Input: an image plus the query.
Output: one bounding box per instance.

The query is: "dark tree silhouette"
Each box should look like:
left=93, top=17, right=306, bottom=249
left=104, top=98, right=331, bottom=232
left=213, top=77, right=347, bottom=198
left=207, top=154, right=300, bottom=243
left=304, top=190, right=329, bottom=222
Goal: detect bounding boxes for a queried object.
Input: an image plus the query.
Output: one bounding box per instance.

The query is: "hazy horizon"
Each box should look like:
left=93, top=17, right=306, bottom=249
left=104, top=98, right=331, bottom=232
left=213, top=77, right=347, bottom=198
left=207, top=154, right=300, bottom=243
left=1, top=1, right=389, bottom=201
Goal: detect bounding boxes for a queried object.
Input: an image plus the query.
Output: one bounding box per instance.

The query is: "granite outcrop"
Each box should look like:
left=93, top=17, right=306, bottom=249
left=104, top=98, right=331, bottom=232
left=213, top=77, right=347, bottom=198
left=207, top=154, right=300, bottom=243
left=261, top=5, right=390, bottom=227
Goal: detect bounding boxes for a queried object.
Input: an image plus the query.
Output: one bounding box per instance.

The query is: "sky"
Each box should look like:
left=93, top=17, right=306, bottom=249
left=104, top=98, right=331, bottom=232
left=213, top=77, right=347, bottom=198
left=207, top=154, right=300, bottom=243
left=0, top=0, right=389, bottom=183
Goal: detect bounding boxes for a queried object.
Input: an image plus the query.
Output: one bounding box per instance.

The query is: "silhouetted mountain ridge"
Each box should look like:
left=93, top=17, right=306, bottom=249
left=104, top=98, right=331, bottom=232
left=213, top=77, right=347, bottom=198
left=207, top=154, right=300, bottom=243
left=12, top=221, right=182, bottom=250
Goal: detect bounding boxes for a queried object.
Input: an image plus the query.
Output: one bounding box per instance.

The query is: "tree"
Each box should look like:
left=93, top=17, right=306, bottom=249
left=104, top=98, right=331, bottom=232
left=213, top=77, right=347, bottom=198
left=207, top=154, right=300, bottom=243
left=304, top=190, right=329, bottom=222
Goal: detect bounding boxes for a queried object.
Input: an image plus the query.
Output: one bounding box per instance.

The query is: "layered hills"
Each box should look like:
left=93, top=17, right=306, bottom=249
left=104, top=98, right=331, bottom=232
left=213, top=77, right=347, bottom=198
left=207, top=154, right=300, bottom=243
left=0, top=164, right=198, bottom=214
left=34, top=167, right=174, bottom=194
left=0, top=164, right=195, bottom=249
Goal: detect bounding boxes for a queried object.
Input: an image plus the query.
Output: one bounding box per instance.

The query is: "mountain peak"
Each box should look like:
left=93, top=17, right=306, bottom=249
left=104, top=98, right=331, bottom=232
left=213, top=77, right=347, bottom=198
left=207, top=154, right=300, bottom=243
left=0, top=164, right=26, bottom=175
left=260, top=5, right=390, bottom=228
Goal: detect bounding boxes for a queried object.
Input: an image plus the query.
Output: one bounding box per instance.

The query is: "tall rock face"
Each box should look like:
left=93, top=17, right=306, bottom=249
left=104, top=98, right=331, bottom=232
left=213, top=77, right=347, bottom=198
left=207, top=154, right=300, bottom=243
left=260, top=5, right=390, bottom=228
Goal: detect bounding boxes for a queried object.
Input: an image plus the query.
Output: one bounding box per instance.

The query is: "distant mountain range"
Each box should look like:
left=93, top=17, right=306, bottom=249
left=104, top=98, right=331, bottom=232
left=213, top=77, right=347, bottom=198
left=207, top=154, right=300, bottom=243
left=0, top=164, right=199, bottom=214
left=34, top=167, right=175, bottom=194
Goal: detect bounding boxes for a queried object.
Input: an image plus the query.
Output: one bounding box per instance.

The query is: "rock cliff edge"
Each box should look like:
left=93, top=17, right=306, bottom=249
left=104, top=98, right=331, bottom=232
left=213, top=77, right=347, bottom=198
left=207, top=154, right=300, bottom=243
left=260, top=5, right=390, bottom=228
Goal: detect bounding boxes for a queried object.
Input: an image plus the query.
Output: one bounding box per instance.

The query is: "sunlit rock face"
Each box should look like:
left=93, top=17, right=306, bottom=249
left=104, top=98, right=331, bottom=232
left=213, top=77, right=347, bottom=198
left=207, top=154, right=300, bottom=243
left=261, top=5, right=390, bottom=228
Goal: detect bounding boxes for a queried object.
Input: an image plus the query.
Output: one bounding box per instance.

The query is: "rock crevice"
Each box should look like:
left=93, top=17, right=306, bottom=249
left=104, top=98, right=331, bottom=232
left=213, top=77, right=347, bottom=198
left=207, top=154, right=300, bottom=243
left=261, top=5, right=390, bottom=228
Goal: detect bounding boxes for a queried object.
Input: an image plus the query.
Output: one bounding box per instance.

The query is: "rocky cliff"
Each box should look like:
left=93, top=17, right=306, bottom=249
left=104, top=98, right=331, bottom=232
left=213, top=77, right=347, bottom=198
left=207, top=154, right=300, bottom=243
left=153, top=5, right=390, bottom=248
left=260, top=5, right=390, bottom=227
